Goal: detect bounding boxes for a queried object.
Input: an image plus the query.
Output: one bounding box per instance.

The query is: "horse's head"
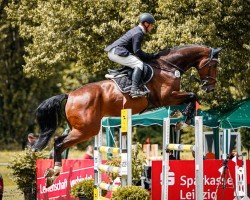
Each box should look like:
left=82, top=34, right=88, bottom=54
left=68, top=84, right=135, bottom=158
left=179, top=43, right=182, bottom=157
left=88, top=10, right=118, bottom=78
left=153, top=45, right=221, bottom=92
left=196, top=47, right=222, bottom=92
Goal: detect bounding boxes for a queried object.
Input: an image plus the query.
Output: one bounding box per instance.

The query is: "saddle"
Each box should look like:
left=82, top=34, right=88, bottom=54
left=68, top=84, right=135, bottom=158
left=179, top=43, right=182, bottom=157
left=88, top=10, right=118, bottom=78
left=105, top=64, right=154, bottom=93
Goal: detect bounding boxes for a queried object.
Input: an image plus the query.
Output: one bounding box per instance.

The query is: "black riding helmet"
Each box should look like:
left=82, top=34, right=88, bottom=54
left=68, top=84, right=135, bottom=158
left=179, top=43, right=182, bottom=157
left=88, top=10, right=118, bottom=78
left=139, top=13, right=155, bottom=24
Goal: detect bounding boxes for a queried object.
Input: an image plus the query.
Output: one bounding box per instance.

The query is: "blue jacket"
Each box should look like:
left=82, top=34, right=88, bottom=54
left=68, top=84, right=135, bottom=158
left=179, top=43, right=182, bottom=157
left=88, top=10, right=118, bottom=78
left=104, top=26, right=156, bottom=61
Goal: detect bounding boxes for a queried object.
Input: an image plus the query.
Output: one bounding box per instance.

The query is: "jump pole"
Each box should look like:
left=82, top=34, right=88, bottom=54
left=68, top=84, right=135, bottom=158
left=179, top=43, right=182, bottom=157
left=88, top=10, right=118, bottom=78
left=161, top=116, right=204, bottom=200
left=94, top=109, right=132, bottom=200
left=235, top=152, right=250, bottom=200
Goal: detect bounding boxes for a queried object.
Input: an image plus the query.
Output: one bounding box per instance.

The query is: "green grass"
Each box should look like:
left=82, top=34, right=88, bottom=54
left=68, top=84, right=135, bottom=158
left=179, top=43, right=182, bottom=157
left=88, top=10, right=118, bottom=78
left=0, top=149, right=84, bottom=200
left=0, top=150, right=23, bottom=200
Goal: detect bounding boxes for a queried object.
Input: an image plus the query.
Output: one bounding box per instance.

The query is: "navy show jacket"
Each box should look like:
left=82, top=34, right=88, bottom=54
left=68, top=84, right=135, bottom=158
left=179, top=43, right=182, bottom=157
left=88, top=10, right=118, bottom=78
left=104, top=26, right=155, bottom=62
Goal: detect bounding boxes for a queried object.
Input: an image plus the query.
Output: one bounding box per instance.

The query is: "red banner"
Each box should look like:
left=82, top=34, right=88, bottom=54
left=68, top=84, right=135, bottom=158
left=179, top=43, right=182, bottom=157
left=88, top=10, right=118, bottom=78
left=37, top=159, right=250, bottom=200
left=151, top=160, right=250, bottom=200
left=37, top=159, right=96, bottom=200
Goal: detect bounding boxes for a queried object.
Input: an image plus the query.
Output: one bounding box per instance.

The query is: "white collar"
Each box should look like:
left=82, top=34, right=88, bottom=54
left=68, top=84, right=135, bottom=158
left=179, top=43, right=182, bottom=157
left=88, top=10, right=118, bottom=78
left=138, top=24, right=146, bottom=34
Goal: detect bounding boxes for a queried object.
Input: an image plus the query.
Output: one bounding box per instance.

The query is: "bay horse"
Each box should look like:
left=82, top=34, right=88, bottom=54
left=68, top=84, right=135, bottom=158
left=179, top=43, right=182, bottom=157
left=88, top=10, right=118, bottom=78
left=32, top=44, right=221, bottom=186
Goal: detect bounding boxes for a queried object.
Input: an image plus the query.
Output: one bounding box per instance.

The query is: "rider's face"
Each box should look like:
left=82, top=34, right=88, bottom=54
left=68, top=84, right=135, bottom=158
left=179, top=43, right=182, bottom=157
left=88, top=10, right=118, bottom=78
left=144, top=22, right=154, bottom=33
left=147, top=23, right=154, bottom=32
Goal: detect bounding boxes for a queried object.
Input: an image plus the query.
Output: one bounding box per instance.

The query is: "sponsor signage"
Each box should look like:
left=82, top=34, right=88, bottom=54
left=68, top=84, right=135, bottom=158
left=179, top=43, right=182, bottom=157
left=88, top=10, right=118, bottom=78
left=37, top=159, right=108, bottom=200
left=37, top=159, right=250, bottom=200
left=151, top=160, right=250, bottom=200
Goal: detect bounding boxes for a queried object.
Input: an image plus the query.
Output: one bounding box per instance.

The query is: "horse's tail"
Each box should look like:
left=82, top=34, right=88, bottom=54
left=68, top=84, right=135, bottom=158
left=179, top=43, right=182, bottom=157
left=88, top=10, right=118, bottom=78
left=32, top=94, right=68, bottom=151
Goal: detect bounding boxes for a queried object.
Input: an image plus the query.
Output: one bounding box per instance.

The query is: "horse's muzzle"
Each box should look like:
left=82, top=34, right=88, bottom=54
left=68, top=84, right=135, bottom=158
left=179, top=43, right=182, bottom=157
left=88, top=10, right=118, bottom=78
left=201, top=80, right=215, bottom=92
left=202, top=84, right=215, bottom=92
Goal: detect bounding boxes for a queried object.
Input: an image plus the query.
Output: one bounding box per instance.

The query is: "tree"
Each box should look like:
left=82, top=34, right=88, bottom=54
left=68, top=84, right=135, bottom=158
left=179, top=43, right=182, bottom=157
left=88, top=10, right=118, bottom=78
left=3, top=0, right=249, bottom=147
left=7, top=0, right=249, bottom=104
left=241, top=128, right=250, bottom=158
left=0, top=0, right=62, bottom=147
left=6, top=0, right=152, bottom=77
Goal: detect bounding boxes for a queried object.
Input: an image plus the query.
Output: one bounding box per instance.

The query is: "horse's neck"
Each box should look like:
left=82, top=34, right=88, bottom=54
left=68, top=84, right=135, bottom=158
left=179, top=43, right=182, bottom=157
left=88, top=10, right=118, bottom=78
left=150, top=55, right=191, bottom=73
left=166, top=49, right=204, bottom=72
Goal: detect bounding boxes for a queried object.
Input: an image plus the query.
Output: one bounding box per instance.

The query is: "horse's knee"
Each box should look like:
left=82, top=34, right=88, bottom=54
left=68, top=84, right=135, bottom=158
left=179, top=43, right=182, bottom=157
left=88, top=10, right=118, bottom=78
left=188, top=92, right=197, bottom=101
left=54, top=135, right=67, bottom=153
left=184, top=92, right=197, bottom=104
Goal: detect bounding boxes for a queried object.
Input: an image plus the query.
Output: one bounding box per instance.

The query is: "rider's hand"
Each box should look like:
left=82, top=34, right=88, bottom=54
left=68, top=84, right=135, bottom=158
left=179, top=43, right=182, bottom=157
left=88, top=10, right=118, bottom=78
left=153, top=52, right=161, bottom=59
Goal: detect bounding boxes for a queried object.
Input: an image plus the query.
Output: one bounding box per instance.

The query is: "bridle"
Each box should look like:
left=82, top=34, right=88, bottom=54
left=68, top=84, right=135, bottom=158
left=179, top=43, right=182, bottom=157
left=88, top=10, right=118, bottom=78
left=197, top=48, right=219, bottom=86
left=153, top=48, right=219, bottom=85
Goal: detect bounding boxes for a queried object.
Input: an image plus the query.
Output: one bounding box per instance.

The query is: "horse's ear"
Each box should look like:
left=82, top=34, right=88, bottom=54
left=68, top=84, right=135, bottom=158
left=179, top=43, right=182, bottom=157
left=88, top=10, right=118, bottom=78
left=214, top=48, right=222, bottom=54
left=212, top=47, right=222, bottom=58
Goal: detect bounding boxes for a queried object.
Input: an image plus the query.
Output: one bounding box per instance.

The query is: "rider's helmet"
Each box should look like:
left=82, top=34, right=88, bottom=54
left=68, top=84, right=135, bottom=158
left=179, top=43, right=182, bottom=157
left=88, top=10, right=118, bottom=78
left=139, top=13, right=155, bottom=24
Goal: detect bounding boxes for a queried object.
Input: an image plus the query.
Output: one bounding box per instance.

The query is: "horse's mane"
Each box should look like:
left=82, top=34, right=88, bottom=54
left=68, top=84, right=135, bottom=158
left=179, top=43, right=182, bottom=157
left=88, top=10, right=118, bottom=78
left=160, top=44, right=209, bottom=56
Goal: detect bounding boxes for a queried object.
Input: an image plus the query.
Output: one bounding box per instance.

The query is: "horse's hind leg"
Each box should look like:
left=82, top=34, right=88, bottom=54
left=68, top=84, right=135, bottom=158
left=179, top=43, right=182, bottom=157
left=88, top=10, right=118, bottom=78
left=44, top=134, right=69, bottom=187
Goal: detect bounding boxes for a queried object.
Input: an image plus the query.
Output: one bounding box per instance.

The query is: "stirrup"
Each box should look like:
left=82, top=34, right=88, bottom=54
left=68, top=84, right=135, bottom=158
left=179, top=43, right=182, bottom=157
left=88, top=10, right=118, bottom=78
left=130, top=89, right=149, bottom=98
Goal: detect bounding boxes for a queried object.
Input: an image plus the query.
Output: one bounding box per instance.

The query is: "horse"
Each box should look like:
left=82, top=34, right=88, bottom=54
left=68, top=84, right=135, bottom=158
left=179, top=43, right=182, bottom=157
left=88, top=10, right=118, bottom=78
left=32, top=44, right=221, bottom=186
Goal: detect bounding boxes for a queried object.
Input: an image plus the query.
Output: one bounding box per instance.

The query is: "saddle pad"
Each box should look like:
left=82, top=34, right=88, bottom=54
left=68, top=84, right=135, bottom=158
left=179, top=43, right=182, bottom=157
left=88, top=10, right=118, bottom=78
left=111, top=64, right=154, bottom=93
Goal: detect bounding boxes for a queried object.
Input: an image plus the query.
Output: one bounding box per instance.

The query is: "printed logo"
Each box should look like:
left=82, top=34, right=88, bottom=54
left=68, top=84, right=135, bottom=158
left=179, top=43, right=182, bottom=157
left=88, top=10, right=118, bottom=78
left=160, top=170, right=175, bottom=186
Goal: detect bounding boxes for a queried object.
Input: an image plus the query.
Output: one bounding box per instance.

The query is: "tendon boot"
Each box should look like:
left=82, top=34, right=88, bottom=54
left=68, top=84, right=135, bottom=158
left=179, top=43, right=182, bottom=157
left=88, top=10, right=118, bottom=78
left=130, top=67, right=148, bottom=98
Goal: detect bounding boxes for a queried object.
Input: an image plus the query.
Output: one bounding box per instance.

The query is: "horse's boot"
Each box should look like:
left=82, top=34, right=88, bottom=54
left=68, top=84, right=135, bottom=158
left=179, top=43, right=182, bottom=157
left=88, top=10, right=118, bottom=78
left=130, top=67, right=149, bottom=98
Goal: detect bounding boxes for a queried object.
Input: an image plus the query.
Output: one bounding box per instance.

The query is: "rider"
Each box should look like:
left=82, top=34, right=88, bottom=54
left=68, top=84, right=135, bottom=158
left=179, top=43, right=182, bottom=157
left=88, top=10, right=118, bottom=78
left=104, top=13, right=160, bottom=98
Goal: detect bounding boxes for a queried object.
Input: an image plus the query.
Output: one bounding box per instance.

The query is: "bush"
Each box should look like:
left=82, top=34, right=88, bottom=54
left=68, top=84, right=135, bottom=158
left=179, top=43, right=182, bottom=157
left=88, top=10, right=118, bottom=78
left=105, top=143, right=146, bottom=185
left=111, top=185, right=150, bottom=200
left=105, top=158, right=121, bottom=181
left=70, top=178, right=94, bottom=199
left=131, top=143, right=146, bottom=185
left=8, top=149, right=47, bottom=200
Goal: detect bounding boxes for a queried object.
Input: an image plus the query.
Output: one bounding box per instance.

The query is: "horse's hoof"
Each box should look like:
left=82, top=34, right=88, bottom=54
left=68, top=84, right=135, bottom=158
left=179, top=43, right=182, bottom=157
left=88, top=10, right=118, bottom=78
left=170, top=110, right=182, bottom=118
left=44, top=168, right=54, bottom=178
left=54, top=171, right=60, bottom=176
left=182, top=122, right=189, bottom=128
left=46, top=177, right=54, bottom=188
left=175, top=122, right=182, bottom=131
left=175, top=122, right=188, bottom=130
left=184, top=118, right=192, bottom=125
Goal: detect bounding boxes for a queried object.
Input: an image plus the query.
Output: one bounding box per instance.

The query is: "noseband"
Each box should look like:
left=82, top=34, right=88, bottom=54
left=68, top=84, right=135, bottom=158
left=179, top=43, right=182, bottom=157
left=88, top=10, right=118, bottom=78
left=197, top=48, right=219, bottom=85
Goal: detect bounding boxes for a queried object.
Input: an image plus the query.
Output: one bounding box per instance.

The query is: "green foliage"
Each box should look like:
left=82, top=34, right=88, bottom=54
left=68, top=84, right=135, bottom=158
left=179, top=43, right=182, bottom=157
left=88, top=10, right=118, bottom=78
left=70, top=178, right=95, bottom=199
left=181, top=126, right=195, bottom=145
left=6, top=0, right=249, bottom=104
left=241, top=128, right=250, bottom=157
left=6, top=0, right=150, bottom=77
left=0, top=1, right=62, bottom=148
left=131, top=143, right=147, bottom=184
left=135, top=126, right=163, bottom=147
left=111, top=185, right=150, bottom=200
left=105, top=157, right=121, bottom=181
left=0, top=0, right=249, bottom=148
left=7, top=149, right=47, bottom=200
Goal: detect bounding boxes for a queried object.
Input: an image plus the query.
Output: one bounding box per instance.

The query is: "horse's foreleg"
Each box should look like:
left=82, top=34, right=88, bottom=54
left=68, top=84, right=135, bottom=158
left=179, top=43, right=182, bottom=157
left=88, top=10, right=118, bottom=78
left=169, top=91, right=197, bottom=124
left=182, top=93, right=197, bottom=123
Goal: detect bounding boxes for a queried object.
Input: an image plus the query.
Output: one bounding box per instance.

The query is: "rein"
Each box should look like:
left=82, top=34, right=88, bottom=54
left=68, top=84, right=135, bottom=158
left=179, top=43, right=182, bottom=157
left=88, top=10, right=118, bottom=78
left=152, top=48, right=218, bottom=83
left=152, top=59, right=185, bottom=74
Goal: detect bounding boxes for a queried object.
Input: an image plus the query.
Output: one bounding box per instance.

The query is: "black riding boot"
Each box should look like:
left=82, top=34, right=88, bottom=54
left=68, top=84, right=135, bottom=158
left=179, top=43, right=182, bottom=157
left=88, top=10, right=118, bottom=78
left=130, top=67, right=148, bottom=98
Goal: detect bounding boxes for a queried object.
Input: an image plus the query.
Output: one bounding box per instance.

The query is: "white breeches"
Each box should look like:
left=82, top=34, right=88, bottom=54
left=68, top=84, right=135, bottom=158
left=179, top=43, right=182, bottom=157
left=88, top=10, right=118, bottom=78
left=108, top=48, right=144, bottom=70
